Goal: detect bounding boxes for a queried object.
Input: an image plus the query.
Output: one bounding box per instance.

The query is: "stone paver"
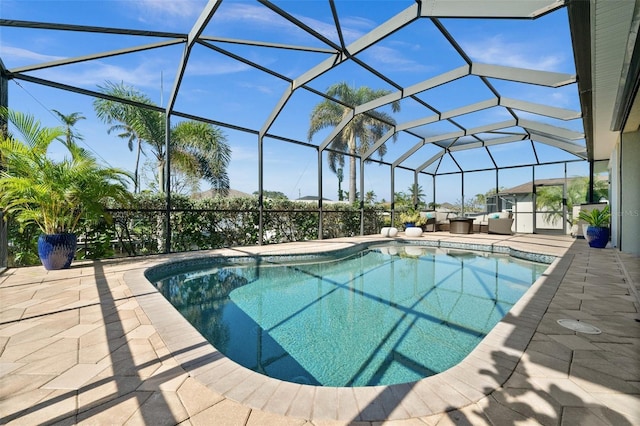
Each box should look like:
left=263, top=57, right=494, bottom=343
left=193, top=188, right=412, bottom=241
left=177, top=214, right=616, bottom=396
left=0, top=234, right=638, bottom=425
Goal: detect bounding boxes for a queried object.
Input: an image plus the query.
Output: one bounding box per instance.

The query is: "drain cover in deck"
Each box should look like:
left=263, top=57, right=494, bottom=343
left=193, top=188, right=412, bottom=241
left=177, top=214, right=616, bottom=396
left=557, top=319, right=602, bottom=334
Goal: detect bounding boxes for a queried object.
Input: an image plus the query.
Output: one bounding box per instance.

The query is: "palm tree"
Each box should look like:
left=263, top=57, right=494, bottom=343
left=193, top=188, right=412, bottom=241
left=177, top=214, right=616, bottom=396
left=52, top=110, right=85, bottom=145
left=308, top=82, right=400, bottom=203
left=94, top=82, right=152, bottom=193
left=474, top=193, right=486, bottom=211
left=394, top=191, right=412, bottom=209
left=336, top=167, right=344, bottom=201
left=105, top=122, right=144, bottom=193
left=93, top=81, right=231, bottom=194
left=408, top=183, right=425, bottom=207
left=0, top=108, right=132, bottom=235
left=536, top=177, right=608, bottom=225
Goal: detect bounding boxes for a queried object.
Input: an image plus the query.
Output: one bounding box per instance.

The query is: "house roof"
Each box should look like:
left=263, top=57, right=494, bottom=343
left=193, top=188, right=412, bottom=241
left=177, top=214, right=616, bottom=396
left=500, top=175, right=607, bottom=195
left=501, top=178, right=570, bottom=195
left=296, top=196, right=333, bottom=202
left=192, top=188, right=254, bottom=199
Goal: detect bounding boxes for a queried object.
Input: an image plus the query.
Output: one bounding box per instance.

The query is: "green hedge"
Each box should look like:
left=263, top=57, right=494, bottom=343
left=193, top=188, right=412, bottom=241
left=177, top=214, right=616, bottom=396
left=6, top=193, right=385, bottom=267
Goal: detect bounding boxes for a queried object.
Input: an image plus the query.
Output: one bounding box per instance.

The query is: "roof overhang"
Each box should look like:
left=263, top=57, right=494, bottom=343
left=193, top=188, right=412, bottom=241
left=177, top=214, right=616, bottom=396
left=569, top=0, right=640, bottom=162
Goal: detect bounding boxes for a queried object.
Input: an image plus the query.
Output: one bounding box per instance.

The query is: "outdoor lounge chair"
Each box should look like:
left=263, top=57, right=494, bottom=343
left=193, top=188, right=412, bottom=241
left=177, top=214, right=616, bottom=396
left=487, top=213, right=514, bottom=235
left=419, top=211, right=437, bottom=232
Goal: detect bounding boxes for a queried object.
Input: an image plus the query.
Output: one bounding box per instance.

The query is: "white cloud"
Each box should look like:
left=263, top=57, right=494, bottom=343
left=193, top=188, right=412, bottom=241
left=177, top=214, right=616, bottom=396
left=549, top=91, right=572, bottom=108
left=34, top=60, right=164, bottom=89
left=463, top=35, right=565, bottom=72
left=237, top=81, right=274, bottom=95
left=130, top=0, right=207, bottom=23
left=216, top=3, right=296, bottom=29
left=185, top=59, right=251, bottom=76
left=230, top=145, right=259, bottom=162
left=363, top=44, right=431, bottom=73
left=216, top=3, right=355, bottom=46
left=0, top=46, right=64, bottom=64
left=10, top=53, right=254, bottom=90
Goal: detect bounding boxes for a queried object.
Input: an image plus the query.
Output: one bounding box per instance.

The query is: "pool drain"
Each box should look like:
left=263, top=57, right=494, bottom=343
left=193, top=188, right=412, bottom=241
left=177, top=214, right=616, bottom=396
left=557, top=319, right=602, bottom=334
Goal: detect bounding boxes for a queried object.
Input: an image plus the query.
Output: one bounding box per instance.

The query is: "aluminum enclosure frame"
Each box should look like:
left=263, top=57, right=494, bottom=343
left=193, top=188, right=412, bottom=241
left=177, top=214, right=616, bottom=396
left=1, top=0, right=596, bottom=250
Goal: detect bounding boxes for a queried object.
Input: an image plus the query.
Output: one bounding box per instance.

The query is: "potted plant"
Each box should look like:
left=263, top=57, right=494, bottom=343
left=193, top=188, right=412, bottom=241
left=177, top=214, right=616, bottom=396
left=399, top=209, right=426, bottom=229
left=0, top=109, right=133, bottom=269
left=578, top=204, right=611, bottom=248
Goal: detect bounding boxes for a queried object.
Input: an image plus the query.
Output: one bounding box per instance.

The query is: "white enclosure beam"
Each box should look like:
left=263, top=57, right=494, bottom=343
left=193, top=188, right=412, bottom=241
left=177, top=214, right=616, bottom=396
left=528, top=131, right=587, bottom=158
left=466, top=119, right=518, bottom=135
left=416, top=152, right=446, bottom=173
left=472, top=63, right=576, bottom=87
left=441, top=98, right=499, bottom=119
left=500, top=97, right=582, bottom=120
left=418, top=0, right=563, bottom=18
left=519, top=118, right=585, bottom=140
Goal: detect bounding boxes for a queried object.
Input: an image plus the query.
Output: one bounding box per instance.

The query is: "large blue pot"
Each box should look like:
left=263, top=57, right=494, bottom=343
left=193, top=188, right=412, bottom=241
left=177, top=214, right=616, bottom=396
left=37, top=233, right=77, bottom=270
left=584, top=226, right=609, bottom=249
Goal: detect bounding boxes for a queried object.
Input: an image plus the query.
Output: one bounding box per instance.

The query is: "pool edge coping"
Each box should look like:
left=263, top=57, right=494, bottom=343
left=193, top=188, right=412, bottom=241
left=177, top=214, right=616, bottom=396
left=124, top=236, right=572, bottom=422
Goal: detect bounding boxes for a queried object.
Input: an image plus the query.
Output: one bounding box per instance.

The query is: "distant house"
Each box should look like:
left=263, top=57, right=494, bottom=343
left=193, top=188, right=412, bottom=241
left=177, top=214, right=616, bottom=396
left=296, top=196, right=333, bottom=202
left=489, top=177, right=600, bottom=234
left=192, top=188, right=254, bottom=199
left=437, top=202, right=456, bottom=211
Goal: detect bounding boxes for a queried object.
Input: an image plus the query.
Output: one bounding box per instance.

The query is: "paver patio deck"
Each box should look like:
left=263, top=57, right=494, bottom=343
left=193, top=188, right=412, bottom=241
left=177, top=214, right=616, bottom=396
left=1, top=233, right=638, bottom=425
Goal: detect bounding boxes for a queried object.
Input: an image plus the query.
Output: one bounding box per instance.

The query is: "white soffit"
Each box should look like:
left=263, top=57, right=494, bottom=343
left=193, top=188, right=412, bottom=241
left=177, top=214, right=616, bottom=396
left=592, top=0, right=637, bottom=160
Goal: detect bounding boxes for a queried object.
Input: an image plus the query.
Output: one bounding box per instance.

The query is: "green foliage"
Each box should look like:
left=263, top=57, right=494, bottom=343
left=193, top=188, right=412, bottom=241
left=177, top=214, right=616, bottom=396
left=76, top=220, right=117, bottom=260
left=394, top=191, right=412, bottom=209
left=578, top=205, right=610, bottom=227
left=398, top=209, right=425, bottom=226
left=407, top=184, right=425, bottom=207
left=6, top=189, right=385, bottom=267
left=0, top=108, right=133, bottom=235
left=7, top=221, right=39, bottom=266
left=536, top=176, right=608, bottom=225
left=94, top=81, right=231, bottom=194
left=308, top=82, right=400, bottom=203
left=254, top=190, right=288, bottom=200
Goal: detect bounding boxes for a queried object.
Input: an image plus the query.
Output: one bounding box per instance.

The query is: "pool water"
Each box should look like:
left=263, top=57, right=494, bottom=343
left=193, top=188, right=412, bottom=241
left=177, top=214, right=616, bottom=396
left=153, top=244, right=548, bottom=387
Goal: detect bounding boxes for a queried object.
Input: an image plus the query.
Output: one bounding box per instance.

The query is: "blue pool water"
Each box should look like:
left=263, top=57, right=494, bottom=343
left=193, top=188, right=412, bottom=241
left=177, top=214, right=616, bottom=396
left=152, top=244, right=548, bottom=387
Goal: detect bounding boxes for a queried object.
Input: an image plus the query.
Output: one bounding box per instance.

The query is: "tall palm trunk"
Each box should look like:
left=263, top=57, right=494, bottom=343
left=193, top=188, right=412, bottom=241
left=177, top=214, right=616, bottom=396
left=158, top=158, right=165, bottom=193
left=134, top=140, right=142, bottom=193
left=348, top=133, right=357, bottom=203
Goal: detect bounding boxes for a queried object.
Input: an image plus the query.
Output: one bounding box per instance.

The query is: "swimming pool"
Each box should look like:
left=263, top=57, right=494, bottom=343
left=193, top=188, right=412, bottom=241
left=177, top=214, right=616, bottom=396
left=151, top=243, right=549, bottom=387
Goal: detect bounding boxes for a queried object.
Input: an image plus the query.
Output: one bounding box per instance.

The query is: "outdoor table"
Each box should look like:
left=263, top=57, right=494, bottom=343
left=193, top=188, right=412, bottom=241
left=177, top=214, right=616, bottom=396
left=449, top=217, right=474, bottom=234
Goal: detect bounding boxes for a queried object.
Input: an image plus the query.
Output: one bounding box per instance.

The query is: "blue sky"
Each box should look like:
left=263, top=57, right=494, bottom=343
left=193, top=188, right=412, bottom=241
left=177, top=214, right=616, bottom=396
left=1, top=0, right=588, bottom=203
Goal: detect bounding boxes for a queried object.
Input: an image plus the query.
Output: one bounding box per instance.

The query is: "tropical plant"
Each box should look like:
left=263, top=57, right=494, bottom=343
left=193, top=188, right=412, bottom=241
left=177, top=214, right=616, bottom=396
left=364, top=190, right=376, bottom=205
left=253, top=190, right=288, bottom=200
left=472, top=193, right=486, bottom=211
left=394, top=191, right=412, bottom=209
left=578, top=204, right=610, bottom=228
left=308, top=82, right=400, bottom=203
left=399, top=209, right=425, bottom=226
left=0, top=108, right=133, bottom=235
left=94, top=81, right=231, bottom=195
left=336, top=167, right=344, bottom=201
left=407, top=183, right=426, bottom=207
left=5, top=191, right=385, bottom=266
left=536, top=176, right=608, bottom=225
left=52, top=110, right=85, bottom=145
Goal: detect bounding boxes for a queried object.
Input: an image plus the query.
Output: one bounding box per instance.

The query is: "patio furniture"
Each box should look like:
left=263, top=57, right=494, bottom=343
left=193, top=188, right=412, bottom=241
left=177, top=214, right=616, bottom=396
left=380, top=227, right=398, bottom=237
left=488, top=216, right=514, bottom=235
left=449, top=218, right=474, bottom=234
left=404, top=226, right=423, bottom=237
left=419, top=211, right=437, bottom=232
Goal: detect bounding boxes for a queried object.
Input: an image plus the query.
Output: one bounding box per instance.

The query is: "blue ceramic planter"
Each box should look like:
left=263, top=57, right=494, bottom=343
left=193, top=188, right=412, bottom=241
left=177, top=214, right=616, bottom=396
left=584, top=226, right=609, bottom=248
left=37, top=233, right=77, bottom=270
